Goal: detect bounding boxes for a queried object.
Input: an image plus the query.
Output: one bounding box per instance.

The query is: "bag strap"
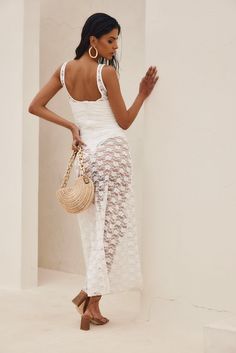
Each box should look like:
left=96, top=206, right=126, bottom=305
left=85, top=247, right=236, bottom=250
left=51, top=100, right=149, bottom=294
left=60, top=146, right=86, bottom=188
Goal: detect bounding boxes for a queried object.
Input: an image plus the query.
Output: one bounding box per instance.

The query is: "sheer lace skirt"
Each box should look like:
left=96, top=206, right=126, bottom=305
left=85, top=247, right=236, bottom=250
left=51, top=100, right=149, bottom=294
left=73, top=136, right=143, bottom=296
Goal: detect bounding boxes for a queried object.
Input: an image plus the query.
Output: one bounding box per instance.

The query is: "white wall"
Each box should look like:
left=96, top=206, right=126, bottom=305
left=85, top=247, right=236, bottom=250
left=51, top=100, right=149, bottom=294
left=142, top=0, right=236, bottom=315
left=39, top=0, right=145, bottom=275
left=0, top=0, right=39, bottom=289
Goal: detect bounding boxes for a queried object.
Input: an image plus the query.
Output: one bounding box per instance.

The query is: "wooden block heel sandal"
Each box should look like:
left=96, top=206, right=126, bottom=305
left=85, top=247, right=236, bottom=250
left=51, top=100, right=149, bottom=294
left=72, top=290, right=88, bottom=315
left=80, top=295, right=109, bottom=331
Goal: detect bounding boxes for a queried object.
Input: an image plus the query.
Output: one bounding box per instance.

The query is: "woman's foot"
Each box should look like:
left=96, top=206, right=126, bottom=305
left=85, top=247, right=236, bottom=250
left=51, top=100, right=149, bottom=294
left=83, top=295, right=109, bottom=323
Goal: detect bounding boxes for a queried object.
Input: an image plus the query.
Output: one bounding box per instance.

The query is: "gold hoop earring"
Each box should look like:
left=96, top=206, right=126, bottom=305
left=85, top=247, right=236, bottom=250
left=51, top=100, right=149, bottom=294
left=88, top=46, right=98, bottom=58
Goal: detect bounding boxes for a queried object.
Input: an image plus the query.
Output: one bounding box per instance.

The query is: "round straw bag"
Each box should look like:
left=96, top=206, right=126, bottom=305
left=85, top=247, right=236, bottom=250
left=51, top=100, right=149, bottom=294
left=56, top=145, right=95, bottom=214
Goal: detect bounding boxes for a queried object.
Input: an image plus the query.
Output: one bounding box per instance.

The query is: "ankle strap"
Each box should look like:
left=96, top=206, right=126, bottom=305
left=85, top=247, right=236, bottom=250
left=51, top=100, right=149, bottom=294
left=83, top=295, right=102, bottom=314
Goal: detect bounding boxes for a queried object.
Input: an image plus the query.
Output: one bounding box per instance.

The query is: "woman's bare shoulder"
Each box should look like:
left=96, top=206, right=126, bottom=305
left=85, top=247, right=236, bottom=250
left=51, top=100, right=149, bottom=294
left=102, top=65, right=119, bottom=85
left=102, top=65, right=117, bottom=74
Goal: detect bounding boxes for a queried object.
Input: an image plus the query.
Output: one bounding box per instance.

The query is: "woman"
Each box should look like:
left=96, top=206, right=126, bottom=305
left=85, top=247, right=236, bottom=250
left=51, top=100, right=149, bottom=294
left=28, top=12, right=159, bottom=330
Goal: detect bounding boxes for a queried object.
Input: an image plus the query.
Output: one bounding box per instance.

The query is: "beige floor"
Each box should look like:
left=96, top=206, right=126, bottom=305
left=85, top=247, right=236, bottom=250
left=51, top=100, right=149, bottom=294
left=0, top=268, right=233, bottom=353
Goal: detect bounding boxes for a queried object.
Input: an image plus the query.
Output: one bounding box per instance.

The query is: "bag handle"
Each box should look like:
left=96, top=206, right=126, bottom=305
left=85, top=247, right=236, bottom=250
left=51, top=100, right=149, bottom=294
left=60, top=145, right=86, bottom=188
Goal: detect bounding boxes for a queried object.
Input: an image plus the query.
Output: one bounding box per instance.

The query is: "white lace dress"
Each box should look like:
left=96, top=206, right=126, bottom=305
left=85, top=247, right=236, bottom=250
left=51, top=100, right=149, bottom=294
left=60, top=61, right=143, bottom=296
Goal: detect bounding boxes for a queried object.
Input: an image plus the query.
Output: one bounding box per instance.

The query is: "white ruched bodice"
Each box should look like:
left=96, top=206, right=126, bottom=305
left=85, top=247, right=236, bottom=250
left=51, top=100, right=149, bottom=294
left=60, top=61, right=127, bottom=152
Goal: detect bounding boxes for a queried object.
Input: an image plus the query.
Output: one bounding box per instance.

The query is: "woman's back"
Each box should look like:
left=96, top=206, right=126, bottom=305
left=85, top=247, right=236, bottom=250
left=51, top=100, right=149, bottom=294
left=60, top=59, right=107, bottom=102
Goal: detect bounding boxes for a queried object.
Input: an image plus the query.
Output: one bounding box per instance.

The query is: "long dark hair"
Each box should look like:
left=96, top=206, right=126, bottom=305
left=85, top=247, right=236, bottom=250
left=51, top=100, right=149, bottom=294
left=73, top=13, right=121, bottom=73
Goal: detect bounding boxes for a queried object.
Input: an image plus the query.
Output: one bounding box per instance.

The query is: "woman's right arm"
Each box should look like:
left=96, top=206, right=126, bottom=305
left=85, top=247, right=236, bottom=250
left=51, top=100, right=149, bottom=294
left=28, top=64, right=86, bottom=150
left=103, top=65, right=159, bottom=130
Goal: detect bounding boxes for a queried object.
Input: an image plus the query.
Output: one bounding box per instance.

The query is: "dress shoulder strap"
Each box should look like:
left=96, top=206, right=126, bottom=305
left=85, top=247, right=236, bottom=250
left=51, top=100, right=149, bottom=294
left=96, top=63, right=107, bottom=98
left=60, top=61, right=68, bottom=86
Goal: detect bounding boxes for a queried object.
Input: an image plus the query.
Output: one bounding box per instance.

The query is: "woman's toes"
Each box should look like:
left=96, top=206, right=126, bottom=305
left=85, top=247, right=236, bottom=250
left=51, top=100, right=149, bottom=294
left=100, top=317, right=108, bottom=323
